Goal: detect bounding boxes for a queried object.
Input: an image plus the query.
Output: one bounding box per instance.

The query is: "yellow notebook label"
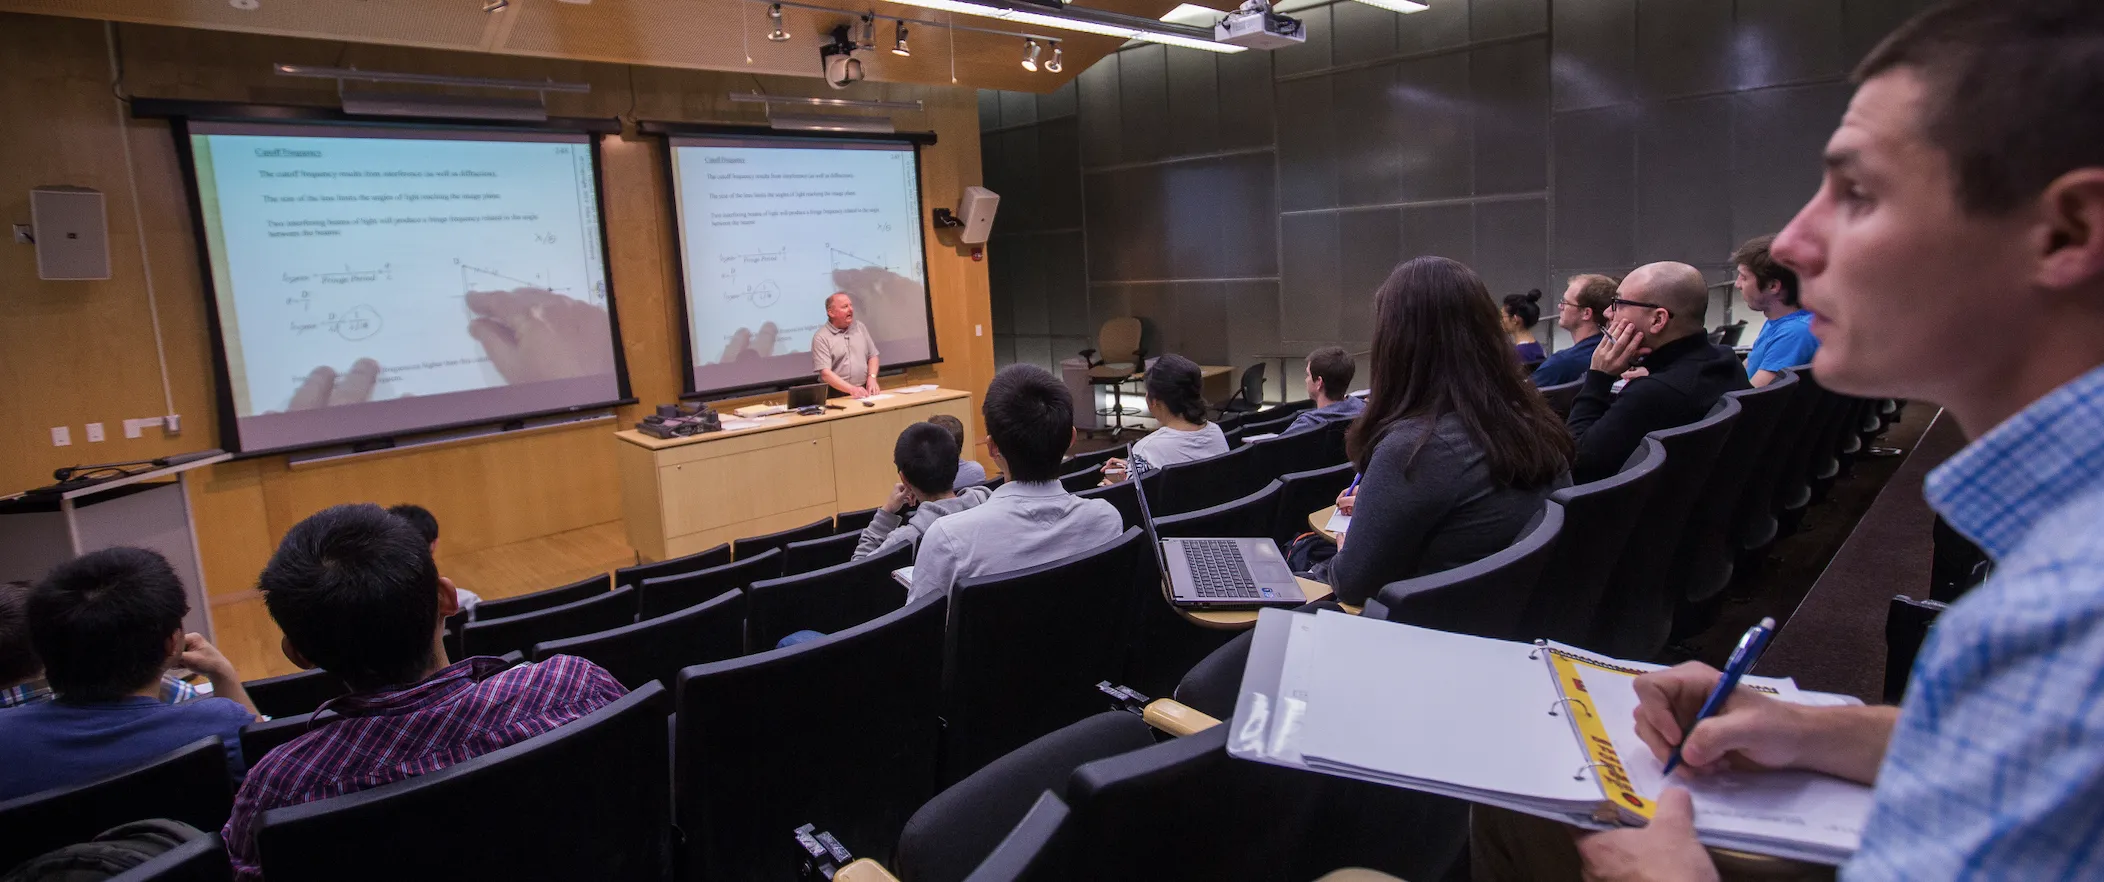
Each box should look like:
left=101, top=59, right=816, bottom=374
left=1547, top=650, right=1655, bottom=821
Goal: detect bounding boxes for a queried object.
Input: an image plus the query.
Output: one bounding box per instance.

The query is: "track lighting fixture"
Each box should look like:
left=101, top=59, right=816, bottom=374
left=892, top=20, right=912, bottom=56
left=859, top=13, right=877, bottom=49
left=1045, top=42, right=1063, bottom=72
left=768, top=3, right=792, bottom=41
left=1021, top=38, right=1041, bottom=71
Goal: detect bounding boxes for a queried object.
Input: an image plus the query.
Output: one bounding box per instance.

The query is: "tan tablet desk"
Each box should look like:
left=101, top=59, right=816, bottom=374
left=617, top=388, right=975, bottom=563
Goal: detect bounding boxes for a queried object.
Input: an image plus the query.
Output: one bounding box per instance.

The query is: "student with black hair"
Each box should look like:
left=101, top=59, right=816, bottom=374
left=384, top=503, right=482, bottom=612
left=0, top=548, right=259, bottom=801
left=1103, top=353, right=1227, bottom=482
left=908, top=365, right=1123, bottom=603
left=926, top=413, right=989, bottom=489
left=223, top=504, right=625, bottom=881
left=1503, top=290, right=1546, bottom=366
left=854, top=422, right=995, bottom=561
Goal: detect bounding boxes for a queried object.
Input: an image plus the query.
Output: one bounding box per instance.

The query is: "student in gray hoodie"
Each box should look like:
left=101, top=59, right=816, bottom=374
left=854, top=422, right=993, bottom=561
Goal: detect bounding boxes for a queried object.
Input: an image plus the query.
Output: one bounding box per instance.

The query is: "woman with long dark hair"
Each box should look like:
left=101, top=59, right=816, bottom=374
left=1327, top=257, right=1573, bottom=606
left=1103, top=354, right=1227, bottom=481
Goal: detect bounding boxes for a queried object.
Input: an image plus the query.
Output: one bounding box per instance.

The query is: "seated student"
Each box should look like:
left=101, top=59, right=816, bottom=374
left=1103, top=354, right=1227, bottom=481
left=1283, top=346, right=1365, bottom=435
left=223, top=504, right=626, bottom=880
left=909, top=365, right=1125, bottom=603
left=856, top=422, right=995, bottom=561
left=1732, top=234, right=1819, bottom=387
left=1503, top=290, right=1547, bottom=366
left=927, top=413, right=989, bottom=490
left=0, top=579, right=210, bottom=709
left=1566, top=262, right=1750, bottom=483
left=0, top=548, right=258, bottom=801
left=1530, top=274, right=1618, bottom=387
left=384, top=504, right=482, bottom=612
left=1323, top=257, right=1573, bottom=607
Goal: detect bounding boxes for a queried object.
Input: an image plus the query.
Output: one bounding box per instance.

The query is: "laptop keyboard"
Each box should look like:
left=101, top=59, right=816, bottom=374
left=1184, top=540, right=1261, bottom=598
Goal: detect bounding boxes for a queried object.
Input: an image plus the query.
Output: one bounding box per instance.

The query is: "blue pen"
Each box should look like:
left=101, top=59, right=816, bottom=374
left=1345, top=473, right=1361, bottom=496
left=1661, top=616, right=1776, bottom=778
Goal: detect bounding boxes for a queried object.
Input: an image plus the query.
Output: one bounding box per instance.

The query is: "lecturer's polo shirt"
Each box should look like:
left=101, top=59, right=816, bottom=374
left=812, top=319, right=880, bottom=386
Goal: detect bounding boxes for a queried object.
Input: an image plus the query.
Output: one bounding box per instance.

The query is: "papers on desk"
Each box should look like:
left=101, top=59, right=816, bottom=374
left=863, top=393, right=898, bottom=402
left=1323, top=510, right=1351, bottom=534
left=1243, top=433, right=1281, bottom=443
left=891, top=566, right=914, bottom=588
left=732, top=403, right=789, bottom=418
left=891, top=384, right=939, bottom=394
left=1229, top=611, right=1872, bottom=866
left=719, top=417, right=771, bottom=431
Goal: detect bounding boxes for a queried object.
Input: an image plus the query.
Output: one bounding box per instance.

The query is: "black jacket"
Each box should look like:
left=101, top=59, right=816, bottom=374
left=1565, top=333, right=1750, bottom=484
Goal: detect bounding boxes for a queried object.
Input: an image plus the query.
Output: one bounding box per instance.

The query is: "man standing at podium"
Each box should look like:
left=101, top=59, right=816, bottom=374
left=813, top=292, right=881, bottom=399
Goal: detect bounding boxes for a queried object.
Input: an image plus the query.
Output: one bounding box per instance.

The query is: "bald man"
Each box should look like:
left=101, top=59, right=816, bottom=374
left=1565, top=261, right=1749, bottom=482
left=812, top=292, right=882, bottom=398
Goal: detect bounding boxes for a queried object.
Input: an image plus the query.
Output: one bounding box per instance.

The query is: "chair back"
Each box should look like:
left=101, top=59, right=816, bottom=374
left=1062, top=443, right=1127, bottom=473
left=1537, top=379, right=1583, bottom=418
left=1075, top=475, right=1155, bottom=532
left=676, top=593, right=948, bottom=882
left=942, top=529, right=1146, bottom=782
left=1238, top=411, right=1298, bottom=439
left=533, top=587, right=745, bottom=690
left=1171, top=629, right=1255, bottom=721
left=1244, top=425, right=1329, bottom=482
left=1095, top=317, right=1143, bottom=367
left=745, top=541, right=913, bottom=651
left=1223, top=362, right=1267, bottom=413
left=1366, top=500, right=1564, bottom=641
left=896, top=713, right=1151, bottom=882
left=733, top=517, right=836, bottom=561
left=0, top=737, right=235, bottom=873
left=1221, top=425, right=1247, bottom=449
left=1715, top=320, right=1748, bottom=347
left=781, top=530, right=863, bottom=576
left=1152, top=443, right=1261, bottom=516
left=471, top=573, right=608, bottom=622
left=1274, top=399, right=1316, bottom=417
left=1734, top=365, right=1819, bottom=552
left=956, top=792, right=1071, bottom=882
left=107, top=832, right=230, bottom=882
left=1267, top=462, right=1355, bottom=550
left=1670, top=372, right=1795, bottom=605
left=240, top=667, right=347, bottom=720
left=1058, top=464, right=1105, bottom=493
left=257, top=684, right=670, bottom=882
left=1318, top=419, right=1350, bottom=466
left=1594, top=399, right=1740, bottom=660
left=638, top=547, right=781, bottom=620
left=835, top=507, right=881, bottom=535
left=460, top=586, right=636, bottom=658
left=1153, top=482, right=1281, bottom=541
left=1521, top=438, right=1667, bottom=649
left=613, top=543, right=731, bottom=593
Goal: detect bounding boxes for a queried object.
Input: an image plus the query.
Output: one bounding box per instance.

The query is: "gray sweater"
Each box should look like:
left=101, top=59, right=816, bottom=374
left=854, top=486, right=994, bottom=560
left=1326, top=412, right=1569, bottom=607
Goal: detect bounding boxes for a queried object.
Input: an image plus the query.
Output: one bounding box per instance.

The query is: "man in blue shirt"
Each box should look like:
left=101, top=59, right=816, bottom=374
left=1578, top=2, right=2104, bottom=879
left=1529, top=273, right=1617, bottom=387
left=1733, top=234, right=1819, bottom=387
left=1284, top=346, right=1364, bottom=435
left=0, top=548, right=259, bottom=801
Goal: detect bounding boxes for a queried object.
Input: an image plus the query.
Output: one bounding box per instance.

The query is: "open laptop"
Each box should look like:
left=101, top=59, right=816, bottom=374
left=1129, top=458, right=1306, bottom=609
left=787, top=382, right=831, bottom=409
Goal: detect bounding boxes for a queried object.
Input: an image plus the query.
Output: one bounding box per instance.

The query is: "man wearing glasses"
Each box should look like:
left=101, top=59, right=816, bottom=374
left=1564, top=261, right=1749, bottom=483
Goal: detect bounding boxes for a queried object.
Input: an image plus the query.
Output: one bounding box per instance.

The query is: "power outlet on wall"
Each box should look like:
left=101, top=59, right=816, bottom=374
left=85, top=422, right=105, bottom=443
left=51, top=426, right=71, bottom=447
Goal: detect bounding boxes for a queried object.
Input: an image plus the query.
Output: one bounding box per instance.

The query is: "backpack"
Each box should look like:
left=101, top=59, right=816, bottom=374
left=0, top=820, right=206, bottom=882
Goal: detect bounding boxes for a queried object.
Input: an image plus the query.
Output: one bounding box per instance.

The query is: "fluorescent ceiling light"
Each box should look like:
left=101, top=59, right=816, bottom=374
left=881, top=0, right=1247, bottom=52
left=1158, top=3, right=1223, bottom=27
left=1349, top=0, right=1429, bottom=13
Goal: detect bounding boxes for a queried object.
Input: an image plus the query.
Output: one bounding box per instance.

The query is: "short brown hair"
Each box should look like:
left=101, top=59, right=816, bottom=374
left=1731, top=235, right=1801, bottom=307
left=927, top=413, right=966, bottom=448
left=1565, top=274, right=1619, bottom=327
left=1305, top=347, right=1355, bottom=400
left=1855, top=0, right=2104, bottom=215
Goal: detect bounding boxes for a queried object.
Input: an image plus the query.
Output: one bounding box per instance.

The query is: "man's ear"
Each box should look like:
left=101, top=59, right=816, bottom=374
left=165, top=629, right=185, bottom=664
left=281, top=636, right=316, bottom=671
left=2036, top=169, right=2104, bottom=292
left=438, top=576, right=462, bottom=618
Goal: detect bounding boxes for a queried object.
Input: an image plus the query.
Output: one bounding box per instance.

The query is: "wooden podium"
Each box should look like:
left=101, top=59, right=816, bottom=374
left=616, top=388, right=976, bottom=563
left=0, top=452, right=233, bottom=639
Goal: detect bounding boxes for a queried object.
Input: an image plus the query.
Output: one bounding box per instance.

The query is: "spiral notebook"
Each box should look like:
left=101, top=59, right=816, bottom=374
left=1228, top=610, right=1873, bottom=866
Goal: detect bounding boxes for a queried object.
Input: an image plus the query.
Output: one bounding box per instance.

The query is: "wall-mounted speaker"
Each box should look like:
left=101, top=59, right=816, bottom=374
left=31, top=186, right=111, bottom=281
left=955, top=186, right=999, bottom=245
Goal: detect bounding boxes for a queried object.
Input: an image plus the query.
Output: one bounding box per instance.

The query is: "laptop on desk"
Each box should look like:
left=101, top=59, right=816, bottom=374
left=1129, top=458, right=1306, bottom=609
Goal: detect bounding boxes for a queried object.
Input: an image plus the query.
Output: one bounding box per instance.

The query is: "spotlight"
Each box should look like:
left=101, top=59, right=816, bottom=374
left=1045, top=42, right=1063, bottom=72
left=1021, top=38, right=1041, bottom=71
left=482, top=0, right=507, bottom=10
left=767, top=3, right=791, bottom=41
left=859, top=14, right=877, bottom=50
left=892, top=21, right=912, bottom=56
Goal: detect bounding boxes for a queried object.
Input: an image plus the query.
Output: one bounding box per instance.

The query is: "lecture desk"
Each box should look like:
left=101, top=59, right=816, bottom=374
left=616, top=387, right=975, bottom=563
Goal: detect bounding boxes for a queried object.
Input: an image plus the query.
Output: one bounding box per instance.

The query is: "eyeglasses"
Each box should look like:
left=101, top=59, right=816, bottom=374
left=1609, top=297, right=1672, bottom=317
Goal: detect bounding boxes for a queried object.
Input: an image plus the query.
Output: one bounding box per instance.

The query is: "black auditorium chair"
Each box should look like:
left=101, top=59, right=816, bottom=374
left=1884, top=595, right=1947, bottom=704
left=0, top=736, right=236, bottom=873
left=1171, top=629, right=1256, bottom=721
left=1058, top=463, right=1105, bottom=493
left=108, top=833, right=231, bottom=882
left=1063, top=443, right=1128, bottom=473
left=1076, top=474, right=1154, bottom=532
left=1537, top=379, right=1584, bottom=419
left=1244, top=426, right=1329, bottom=484
left=470, top=573, right=609, bottom=622
left=240, top=667, right=348, bottom=720
left=894, top=713, right=1155, bottom=882
left=1669, top=373, right=1796, bottom=611
left=781, top=530, right=863, bottom=576
left=1592, top=400, right=1740, bottom=660
left=612, top=543, right=731, bottom=593
left=1236, top=411, right=1299, bottom=441
left=950, top=792, right=1071, bottom=882
left=1772, top=368, right=1847, bottom=539
left=1220, top=364, right=1267, bottom=418
left=1365, top=500, right=1564, bottom=642
left=733, top=517, right=836, bottom=562
left=744, top=541, right=913, bottom=651
left=1273, top=399, right=1316, bottom=417
left=1151, top=443, right=1261, bottom=517
left=675, top=593, right=948, bottom=882
left=1316, top=420, right=1350, bottom=467
left=533, top=587, right=745, bottom=691
left=637, top=548, right=782, bottom=620
left=1267, top=462, right=1355, bottom=551
left=835, top=507, right=881, bottom=536
left=255, top=684, right=670, bottom=882
left=1152, top=482, right=1281, bottom=542
left=1520, top=437, right=1667, bottom=649
left=459, top=586, right=636, bottom=658
left=941, top=529, right=1147, bottom=783
left=441, top=609, right=469, bottom=665
left=1732, top=366, right=1817, bottom=560
left=1222, top=424, right=1248, bottom=449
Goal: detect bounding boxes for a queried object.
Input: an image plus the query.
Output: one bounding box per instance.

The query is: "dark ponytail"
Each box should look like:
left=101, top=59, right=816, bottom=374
left=1502, top=290, right=1543, bottom=327
left=1144, top=354, right=1209, bottom=424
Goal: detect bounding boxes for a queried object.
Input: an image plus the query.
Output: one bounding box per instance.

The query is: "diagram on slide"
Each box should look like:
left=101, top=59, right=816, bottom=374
left=457, top=259, right=577, bottom=298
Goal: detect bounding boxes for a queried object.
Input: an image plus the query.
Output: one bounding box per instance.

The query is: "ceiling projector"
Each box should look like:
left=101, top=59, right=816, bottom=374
left=1215, top=0, right=1305, bottom=49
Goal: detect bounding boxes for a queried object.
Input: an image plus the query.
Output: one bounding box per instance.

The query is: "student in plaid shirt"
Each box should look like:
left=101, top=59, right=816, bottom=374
left=1579, top=1, right=2104, bottom=879
left=222, top=504, right=625, bottom=881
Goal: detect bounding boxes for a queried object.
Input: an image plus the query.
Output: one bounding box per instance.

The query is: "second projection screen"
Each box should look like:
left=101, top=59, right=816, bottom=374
left=668, top=134, right=935, bottom=395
